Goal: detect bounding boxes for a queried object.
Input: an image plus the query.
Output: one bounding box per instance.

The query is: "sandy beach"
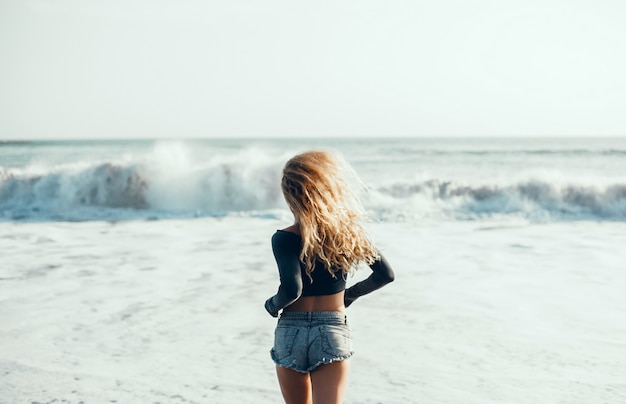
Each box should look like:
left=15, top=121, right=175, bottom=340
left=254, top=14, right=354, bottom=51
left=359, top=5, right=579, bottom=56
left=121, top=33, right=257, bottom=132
left=2, top=217, right=625, bottom=403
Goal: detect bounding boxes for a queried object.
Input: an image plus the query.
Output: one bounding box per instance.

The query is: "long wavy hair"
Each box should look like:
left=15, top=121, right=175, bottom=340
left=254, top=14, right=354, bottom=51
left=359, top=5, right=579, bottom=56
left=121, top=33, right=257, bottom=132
left=281, top=150, right=378, bottom=278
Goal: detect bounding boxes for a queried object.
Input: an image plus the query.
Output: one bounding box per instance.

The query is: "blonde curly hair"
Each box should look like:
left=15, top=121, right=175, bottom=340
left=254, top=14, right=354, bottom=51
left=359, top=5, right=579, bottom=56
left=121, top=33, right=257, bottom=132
left=281, top=150, right=378, bottom=278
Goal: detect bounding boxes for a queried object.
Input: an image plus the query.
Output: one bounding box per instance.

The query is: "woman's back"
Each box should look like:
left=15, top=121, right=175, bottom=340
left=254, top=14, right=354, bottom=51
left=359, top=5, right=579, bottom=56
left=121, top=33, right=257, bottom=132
left=265, top=151, right=394, bottom=404
left=277, top=226, right=347, bottom=312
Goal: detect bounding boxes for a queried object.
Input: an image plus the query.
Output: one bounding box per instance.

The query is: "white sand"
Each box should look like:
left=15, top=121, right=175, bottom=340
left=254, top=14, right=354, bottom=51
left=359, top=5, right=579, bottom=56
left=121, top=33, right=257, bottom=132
left=1, top=217, right=625, bottom=403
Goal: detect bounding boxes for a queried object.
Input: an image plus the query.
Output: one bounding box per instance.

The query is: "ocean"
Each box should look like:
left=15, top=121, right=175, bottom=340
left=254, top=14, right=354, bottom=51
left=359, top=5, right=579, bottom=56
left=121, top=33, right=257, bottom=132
left=1, top=138, right=625, bottom=403
left=1, top=137, right=626, bottom=222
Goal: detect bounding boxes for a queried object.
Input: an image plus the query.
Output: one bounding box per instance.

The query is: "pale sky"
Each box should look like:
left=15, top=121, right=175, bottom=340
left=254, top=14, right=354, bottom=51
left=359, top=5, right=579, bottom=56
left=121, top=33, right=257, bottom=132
left=1, top=0, right=625, bottom=139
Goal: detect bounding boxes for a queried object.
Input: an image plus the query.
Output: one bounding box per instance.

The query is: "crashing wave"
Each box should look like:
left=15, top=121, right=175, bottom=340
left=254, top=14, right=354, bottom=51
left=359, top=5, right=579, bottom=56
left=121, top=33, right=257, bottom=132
left=374, top=179, right=626, bottom=220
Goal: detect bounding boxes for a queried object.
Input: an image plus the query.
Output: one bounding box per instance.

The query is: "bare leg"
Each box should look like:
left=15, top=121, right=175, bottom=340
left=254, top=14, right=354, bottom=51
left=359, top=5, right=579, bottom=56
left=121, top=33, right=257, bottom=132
left=310, top=360, right=350, bottom=404
left=276, top=365, right=312, bottom=404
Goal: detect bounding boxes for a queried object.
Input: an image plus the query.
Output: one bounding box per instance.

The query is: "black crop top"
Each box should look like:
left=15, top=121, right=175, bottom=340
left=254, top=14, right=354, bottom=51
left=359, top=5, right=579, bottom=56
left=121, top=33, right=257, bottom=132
left=264, top=230, right=395, bottom=317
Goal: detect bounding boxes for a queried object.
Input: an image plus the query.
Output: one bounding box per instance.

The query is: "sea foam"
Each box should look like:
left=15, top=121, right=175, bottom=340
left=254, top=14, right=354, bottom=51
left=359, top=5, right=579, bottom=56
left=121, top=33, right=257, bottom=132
left=0, top=141, right=286, bottom=221
left=1, top=139, right=625, bottom=222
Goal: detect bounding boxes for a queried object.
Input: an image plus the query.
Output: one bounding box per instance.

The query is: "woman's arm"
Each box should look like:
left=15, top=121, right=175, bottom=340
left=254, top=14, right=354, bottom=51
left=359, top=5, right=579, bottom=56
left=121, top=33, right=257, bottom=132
left=344, top=252, right=395, bottom=308
left=264, top=231, right=303, bottom=317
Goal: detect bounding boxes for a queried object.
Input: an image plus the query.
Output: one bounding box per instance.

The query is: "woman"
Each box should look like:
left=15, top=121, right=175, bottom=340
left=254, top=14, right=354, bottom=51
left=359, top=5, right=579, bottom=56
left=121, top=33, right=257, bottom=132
left=265, top=150, right=395, bottom=404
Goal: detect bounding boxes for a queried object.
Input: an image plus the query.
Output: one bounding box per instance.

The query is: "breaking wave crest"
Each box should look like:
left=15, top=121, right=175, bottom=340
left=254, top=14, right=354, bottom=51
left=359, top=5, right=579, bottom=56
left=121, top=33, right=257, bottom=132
left=0, top=143, right=286, bottom=221
left=1, top=141, right=625, bottom=222
left=372, top=179, right=626, bottom=221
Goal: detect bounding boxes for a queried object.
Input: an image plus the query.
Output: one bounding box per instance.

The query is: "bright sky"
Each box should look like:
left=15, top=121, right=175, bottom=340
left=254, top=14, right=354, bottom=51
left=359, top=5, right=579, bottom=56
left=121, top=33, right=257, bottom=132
left=1, top=0, right=625, bottom=139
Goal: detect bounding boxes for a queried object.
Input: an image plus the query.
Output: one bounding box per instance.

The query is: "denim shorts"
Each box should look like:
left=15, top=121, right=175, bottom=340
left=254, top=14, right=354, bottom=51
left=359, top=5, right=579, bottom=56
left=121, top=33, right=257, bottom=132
left=270, top=311, right=353, bottom=373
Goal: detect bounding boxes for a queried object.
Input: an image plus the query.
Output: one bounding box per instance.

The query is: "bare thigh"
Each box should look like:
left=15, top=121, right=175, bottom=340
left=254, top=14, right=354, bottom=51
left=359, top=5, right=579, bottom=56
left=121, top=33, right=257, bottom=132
left=310, top=360, right=351, bottom=404
left=276, top=366, right=312, bottom=404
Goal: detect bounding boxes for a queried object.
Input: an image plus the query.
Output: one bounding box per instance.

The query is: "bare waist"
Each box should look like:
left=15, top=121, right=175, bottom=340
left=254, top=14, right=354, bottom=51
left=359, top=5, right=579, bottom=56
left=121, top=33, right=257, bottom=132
left=283, top=291, right=345, bottom=313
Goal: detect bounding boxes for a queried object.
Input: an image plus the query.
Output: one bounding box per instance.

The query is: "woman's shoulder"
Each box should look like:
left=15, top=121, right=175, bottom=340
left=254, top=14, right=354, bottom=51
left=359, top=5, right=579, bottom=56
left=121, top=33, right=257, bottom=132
left=273, top=225, right=301, bottom=239
left=272, top=226, right=301, bottom=245
left=279, top=224, right=300, bottom=236
left=273, top=229, right=300, bottom=239
left=271, top=228, right=302, bottom=254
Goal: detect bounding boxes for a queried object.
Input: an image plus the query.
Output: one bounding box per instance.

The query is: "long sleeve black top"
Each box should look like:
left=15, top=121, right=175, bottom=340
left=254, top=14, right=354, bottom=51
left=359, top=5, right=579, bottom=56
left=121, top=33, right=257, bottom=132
left=264, top=230, right=395, bottom=317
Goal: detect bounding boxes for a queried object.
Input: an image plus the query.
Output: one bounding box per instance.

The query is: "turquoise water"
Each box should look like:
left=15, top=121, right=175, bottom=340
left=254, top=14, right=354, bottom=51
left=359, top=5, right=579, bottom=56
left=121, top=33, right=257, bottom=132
left=1, top=137, right=625, bottom=221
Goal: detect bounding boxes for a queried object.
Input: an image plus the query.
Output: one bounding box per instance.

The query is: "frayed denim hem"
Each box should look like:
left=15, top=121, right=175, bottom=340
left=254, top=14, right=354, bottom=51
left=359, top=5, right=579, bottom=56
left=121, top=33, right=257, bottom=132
left=271, top=350, right=354, bottom=373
